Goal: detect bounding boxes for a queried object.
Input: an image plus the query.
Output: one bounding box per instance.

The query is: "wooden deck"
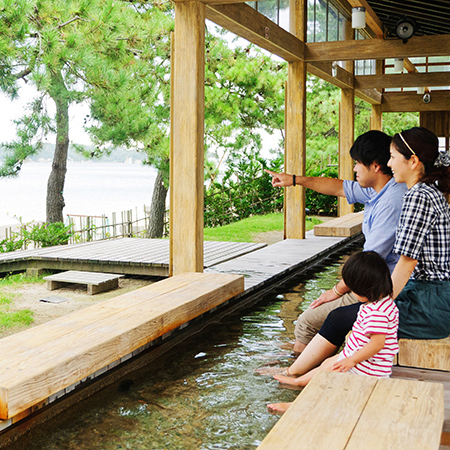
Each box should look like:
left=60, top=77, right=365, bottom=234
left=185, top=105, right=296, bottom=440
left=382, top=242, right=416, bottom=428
left=0, top=238, right=266, bottom=277
left=206, top=230, right=360, bottom=292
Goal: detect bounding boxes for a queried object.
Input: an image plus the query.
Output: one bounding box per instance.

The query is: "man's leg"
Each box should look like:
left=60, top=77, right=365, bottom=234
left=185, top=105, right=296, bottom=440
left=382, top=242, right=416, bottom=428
left=293, top=292, right=358, bottom=353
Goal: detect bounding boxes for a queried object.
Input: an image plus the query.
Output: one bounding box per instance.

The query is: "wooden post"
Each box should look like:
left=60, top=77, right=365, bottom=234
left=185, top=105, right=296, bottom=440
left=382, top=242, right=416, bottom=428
left=284, top=0, right=307, bottom=239
left=338, top=20, right=355, bottom=216
left=371, top=60, right=383, bottom=131
left=370, top=104, right=382, bottom=130
left=170, top=2, right=205, bottom=276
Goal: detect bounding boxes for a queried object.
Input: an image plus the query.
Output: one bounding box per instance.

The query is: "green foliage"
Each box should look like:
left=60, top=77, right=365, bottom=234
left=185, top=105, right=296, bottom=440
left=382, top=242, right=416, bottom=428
left=204, top=148, right=284, bottom=227
left=305, top=166, right=339, bottom=216
left=0, top=221, right=74, bottom=252
left=22, top=221, right=74, bottom=247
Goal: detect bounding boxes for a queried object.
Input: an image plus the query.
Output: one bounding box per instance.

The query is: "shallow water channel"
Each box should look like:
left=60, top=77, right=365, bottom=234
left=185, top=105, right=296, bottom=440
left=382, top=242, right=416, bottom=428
left=17, top=243, right=361, bottom=450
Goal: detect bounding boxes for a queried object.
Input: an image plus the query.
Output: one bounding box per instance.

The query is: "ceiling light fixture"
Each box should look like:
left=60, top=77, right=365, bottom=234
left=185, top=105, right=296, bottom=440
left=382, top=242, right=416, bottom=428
left=352, top=7, right=366, bottom=29
left=394, top=58, right=404, bottom=72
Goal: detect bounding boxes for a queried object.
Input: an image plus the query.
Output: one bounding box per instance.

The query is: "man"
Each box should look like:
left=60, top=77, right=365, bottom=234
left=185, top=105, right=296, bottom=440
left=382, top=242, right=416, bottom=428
left=266, top=130, right=407, bottom=353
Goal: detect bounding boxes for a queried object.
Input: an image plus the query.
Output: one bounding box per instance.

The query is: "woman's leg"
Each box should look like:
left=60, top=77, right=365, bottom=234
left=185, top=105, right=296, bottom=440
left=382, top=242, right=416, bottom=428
left=284, top=303, right=360, bottom=377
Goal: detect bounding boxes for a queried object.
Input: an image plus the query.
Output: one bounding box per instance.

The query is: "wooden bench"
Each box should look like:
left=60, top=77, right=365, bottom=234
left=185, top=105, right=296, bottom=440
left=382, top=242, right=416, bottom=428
left=313, top=212, right=364, bottom=237
left=258, top=371, right=444, bottom=450
left=43, top=270, right=125, bottom=295
left=398, top=336, right=450, bottom=371
left=0, top=272, right=244, bottom=421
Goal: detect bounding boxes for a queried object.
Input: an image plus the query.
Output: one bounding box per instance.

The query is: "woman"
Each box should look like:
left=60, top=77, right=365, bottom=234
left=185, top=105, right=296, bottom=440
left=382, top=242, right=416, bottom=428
left=272, top=127, right=450, bottom=388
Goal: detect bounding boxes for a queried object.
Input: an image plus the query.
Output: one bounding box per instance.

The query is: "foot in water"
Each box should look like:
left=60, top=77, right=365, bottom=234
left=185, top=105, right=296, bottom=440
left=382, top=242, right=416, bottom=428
left=254, top=366, right=290, bottom=376
left=273, top=373, right=306, bottom=387
left=267, top=402, right=292, bottom=414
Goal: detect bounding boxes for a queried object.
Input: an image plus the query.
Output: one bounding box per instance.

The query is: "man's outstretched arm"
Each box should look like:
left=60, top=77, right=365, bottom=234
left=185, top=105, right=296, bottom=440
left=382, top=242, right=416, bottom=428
left=265, top=169, right=345, bottom=197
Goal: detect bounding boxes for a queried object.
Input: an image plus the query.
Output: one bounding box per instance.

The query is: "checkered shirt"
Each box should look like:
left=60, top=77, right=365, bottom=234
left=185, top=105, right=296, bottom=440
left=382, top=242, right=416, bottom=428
left=393, top=183, right=450, bottom=280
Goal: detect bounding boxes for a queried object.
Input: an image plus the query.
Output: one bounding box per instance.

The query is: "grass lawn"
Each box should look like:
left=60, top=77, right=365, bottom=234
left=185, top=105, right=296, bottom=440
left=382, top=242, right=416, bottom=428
left=0, top=273, right=38, bottom=330
left=203, top=213, right=322, bottom=242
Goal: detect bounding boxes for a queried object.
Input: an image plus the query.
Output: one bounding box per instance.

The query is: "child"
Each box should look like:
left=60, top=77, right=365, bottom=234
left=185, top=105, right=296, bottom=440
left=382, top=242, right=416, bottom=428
left=268, top=251, right=399, bottom=413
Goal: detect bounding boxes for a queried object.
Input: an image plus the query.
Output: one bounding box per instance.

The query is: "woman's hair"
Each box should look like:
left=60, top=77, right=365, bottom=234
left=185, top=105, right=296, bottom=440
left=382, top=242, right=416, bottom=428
left=392, top=127, right=450, bottom=193
left=341, top=251, right=392, bottom=302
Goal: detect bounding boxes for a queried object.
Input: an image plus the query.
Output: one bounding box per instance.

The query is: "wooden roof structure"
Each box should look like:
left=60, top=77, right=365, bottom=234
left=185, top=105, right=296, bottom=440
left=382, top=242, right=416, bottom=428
left=169, top=0, right=450, bottom=276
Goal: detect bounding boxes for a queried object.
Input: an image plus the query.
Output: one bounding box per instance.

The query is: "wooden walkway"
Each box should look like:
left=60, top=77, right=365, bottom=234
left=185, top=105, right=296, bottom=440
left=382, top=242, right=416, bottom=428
left=0, top=238, right=266, bottom=277
left=206, top=230, right=360, bottom=292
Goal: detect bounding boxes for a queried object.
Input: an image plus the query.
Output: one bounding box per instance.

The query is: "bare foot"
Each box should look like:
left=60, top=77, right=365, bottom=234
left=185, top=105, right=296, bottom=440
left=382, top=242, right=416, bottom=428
left=267, top=402, right=292, bottom=414
left=273, top=374, right=305, bottom=386
left=279, top=342, right=294, bottom=351
left=255, top=367, right=289, bottom=376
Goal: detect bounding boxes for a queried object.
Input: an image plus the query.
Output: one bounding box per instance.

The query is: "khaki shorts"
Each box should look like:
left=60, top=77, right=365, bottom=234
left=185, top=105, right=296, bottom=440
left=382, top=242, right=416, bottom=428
left=294, top=292, right=358, bottom=346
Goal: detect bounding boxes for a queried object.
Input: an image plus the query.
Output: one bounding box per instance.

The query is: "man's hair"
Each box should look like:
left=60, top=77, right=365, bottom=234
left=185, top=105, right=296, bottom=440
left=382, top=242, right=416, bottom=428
left=349, top=130, right=393, bottom=176
left=341, top=251, right=393, bottom=302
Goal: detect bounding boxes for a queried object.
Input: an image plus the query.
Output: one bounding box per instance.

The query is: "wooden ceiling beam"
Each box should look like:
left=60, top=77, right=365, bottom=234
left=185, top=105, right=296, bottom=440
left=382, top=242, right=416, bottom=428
left=307, top=62, right=381, bottom=104
left=205, top=3, right=304, bottom=62
left=382, top=91, right=450, bottom=112
left=307, top=62, right=354, bottom=90
left=356, top=72, right=450, bottom=90
left=305, top=34, right=450, bottom=62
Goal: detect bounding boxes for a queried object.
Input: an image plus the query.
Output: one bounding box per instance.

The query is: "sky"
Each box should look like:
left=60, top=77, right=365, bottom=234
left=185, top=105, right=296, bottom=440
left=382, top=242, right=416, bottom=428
left=1, top=83, right=92, bottom=146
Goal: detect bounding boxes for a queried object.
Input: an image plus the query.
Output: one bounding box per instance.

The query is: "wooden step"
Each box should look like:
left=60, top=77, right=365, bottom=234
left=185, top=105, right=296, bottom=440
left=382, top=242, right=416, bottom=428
left=258, top=370, right=444, bottom=450
left=0, top=272, right=244, bottom=420
left=44, top=270, right=125, bottom=294
left=398, top=336, right=450, bottom=371
left=313, top=212, right=364, bottom=237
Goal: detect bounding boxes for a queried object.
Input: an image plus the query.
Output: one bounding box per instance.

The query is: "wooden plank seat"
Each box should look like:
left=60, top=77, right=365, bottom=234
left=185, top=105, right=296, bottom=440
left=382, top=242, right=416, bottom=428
left=313, top=212, right=363, bottom=237
left=258, top=371, right=444, bottom=450
left=398, top=336, right=450, bottom=371
left=0, top=272, right=244, bottom=421
left=43, top=270, right=125, bottom=295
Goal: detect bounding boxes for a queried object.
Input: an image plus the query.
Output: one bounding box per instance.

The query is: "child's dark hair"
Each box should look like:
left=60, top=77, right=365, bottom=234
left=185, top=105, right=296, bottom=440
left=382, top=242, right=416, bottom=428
left=349, top=130, right=393, bottom=176
left=392, top=127, right=450, bottom=194
left=341, top=251, right=392, bottom=302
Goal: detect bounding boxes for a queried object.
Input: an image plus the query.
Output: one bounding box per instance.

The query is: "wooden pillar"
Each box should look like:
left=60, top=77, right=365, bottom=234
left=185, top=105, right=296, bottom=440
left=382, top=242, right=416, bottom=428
left=370, top=104, right=382, bottom=131
left=170, top=1, right=205, bottom=276
left=370, top=60, right=383, bottom=131
left=338, top=20, right=355, bottom=216
left=284, top=0, right=307, bottom=239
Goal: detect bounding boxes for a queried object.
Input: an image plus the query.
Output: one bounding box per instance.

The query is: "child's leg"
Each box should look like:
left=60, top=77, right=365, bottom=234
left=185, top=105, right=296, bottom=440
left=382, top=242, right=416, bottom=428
left=274, top=355, right=340, bottom=386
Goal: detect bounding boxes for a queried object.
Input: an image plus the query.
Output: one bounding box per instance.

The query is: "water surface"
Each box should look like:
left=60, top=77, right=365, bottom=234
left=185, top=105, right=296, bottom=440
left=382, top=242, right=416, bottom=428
left=17, top=248, right=360, bottom=450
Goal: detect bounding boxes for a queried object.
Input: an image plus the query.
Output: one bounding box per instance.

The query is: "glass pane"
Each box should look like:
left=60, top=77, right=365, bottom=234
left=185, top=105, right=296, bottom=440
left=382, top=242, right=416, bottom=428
left=338, top=14, right=346, bottom=41
left=328, top=3, right=338, bottom=41
left=315, top=0, right=327, bottom=42
left=307, top=0, right=316, bottom=42
left=258, top=0, right=278, bottom=24
left=279, top=0, right=290, bottom=31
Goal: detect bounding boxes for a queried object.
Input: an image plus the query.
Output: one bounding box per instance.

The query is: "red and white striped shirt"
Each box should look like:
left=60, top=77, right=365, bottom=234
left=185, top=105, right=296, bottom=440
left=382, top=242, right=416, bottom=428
left=341, top=296, right=399, bottom=377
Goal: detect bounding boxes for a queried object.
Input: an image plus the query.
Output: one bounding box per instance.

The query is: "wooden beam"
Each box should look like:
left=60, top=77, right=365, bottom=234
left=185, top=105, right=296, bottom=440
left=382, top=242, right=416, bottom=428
left=284, top=0, right=307, bottom=240
left=205, top=3, right=304, bottom=62
left=171, top=1, right=205, bottom=275
left=382, top=91, right=450, bottom=112
left=307, top=62, right=381, bottom=104
left=305, top=34, right=450, bottom=62
left=339, top=18, right=354, bottom=217
left=371, top=104, right=382, bottom=130
left=308, top=62, right=354, bottom=90
left=346, top=0, right=384, bottom=38
left=356, top=72, right=450, bottom=90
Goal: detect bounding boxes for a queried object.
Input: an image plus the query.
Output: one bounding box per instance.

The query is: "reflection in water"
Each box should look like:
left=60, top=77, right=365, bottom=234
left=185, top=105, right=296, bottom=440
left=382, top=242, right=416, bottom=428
left=19, top=247, right=360, bottom=450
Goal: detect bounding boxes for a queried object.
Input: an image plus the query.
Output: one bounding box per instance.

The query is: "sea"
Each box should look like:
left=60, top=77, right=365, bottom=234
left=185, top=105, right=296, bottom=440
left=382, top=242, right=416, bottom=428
left=0, top=161, right=158, bottom=227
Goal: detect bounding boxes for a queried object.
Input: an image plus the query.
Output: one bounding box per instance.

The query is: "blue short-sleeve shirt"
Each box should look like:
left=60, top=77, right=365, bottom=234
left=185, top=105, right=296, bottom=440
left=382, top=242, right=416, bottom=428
left=343, top=178, right=407, bottom=273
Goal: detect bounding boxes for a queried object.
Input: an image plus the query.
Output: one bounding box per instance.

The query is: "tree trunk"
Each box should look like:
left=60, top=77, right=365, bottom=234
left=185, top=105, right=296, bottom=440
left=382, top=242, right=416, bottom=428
left=147, top=169, right=168, bottom=238
left=46, top=70, right=70, bottom=223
